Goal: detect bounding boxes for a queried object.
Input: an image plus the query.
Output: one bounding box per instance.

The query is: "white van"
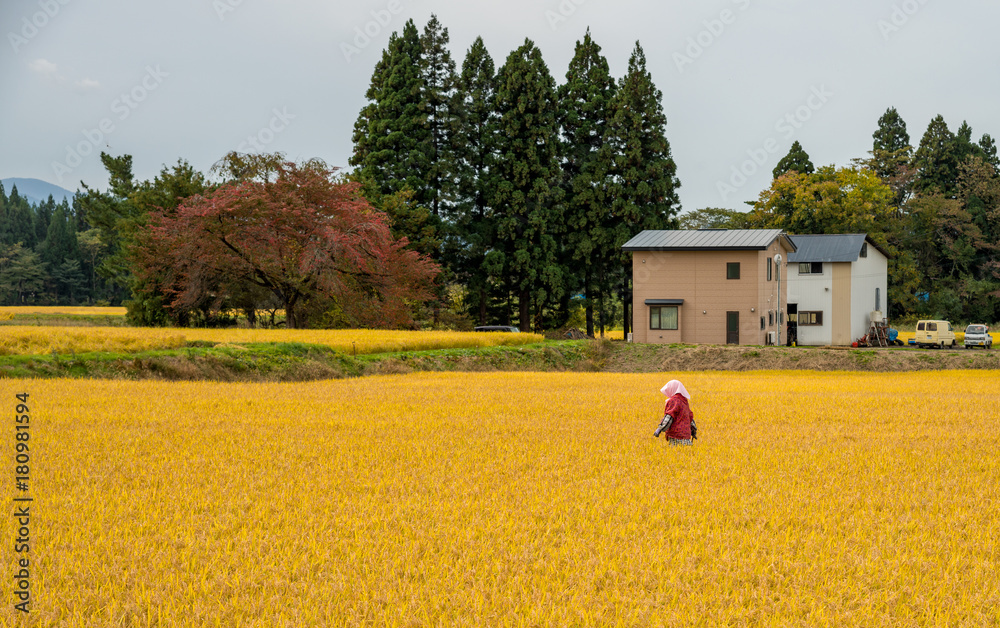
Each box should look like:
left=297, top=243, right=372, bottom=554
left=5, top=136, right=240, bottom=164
left=914, top=320, right=956, bottom=349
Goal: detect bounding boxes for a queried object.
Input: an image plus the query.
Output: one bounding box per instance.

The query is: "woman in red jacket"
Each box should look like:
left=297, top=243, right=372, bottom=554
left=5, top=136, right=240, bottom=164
left=654, top=379, right=695, bottom=445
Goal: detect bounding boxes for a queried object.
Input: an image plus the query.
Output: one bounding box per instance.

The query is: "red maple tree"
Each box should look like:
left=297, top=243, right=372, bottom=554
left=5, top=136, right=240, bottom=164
left=135, top=160, right=439, bottom=328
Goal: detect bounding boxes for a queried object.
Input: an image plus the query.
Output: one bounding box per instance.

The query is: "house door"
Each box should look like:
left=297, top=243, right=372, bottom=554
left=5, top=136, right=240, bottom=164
left=726, top=311, right=739, bottom=344
left=787, top=304, right=798, bottom=346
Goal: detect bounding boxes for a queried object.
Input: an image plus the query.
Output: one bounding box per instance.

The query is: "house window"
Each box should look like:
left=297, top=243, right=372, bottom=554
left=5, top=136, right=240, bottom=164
left=769, top=311, right=774, bottom=326
left=767, top=257, right=772, bottom=281
left=760, top=316, right=765, bottom=330
left=727, top=262, right=740, bottom=279
left=860, top=242, right=868, bottom=258
left=799, top=311, right=823, bottom=326
left=798, top=262, right=823, bottom=275
left=650, top=306, right=678, bottom=330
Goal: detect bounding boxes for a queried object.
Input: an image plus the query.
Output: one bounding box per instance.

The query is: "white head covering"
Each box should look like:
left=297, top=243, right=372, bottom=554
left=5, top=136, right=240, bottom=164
left=660, top=380, right=690, bottom=400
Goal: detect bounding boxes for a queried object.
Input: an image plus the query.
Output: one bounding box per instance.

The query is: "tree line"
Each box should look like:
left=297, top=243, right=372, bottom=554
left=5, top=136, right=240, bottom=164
left=0, top=183, right=103, bottom=306
left=684, top=108, right=1000, bottom=323
left=7, top=15, right=996, bottom=329
left=349, top=17, right=680, bottom=334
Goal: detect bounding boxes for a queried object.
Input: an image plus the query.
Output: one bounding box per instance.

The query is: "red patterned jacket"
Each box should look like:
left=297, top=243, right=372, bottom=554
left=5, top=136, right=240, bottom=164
left=663, top=393, right=693, bottom=440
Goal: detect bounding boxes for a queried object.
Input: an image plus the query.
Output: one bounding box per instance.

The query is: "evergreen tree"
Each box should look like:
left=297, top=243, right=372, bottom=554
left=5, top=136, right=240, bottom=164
left=419, top=14, right=458, bottom=218
left=606, top=42, right=681, bottom=335
left=34, top=194, right=56, bottom=246
left=77, top=154, right=206, bottom=321
left=350, top=20, right=432, bottom=206
left=0, top=243, right=46, bottom=305
left=557, top=28, right=616, bottom=335
left=4, top=185, right=36, bottom=248
left=41, top=202, right=80, bottom=271
left=772, top=141, right=815, bottom=178
left=0, top=182, right=7, bottom=245
left=979, top=134, right=999, bottom=169
left=491, top=38, right=564, bottom=332
left=913, top=115, right=959, bottom=197
left=52, top=258, right=86, bottom=303
left=953, top=120, right=987, bottom=167
left=452, top=36, right=498, bottom=325
left=77, top=153, right=143, bottom=296
left=871, top=106, right=911, bottom=180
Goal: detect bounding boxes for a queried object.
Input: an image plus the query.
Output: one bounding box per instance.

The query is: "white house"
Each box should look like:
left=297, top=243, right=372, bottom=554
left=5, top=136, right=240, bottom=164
left=786, top=234, right=889, bottom=346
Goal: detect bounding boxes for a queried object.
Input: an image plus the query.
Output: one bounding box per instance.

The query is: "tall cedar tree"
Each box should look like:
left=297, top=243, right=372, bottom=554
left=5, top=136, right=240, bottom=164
left=870, top=107, right=915, bottom=210
left=137, top=159, right=439, bottom=329
left=419, top=15, right=458, bottom=218
left=979, top=134, right=999, bottom=168
left=33, top=194, right=55, bottom=247
left=452, top=36, right=498, bottom=325
left=557, top=28, right=616, bottom=336
left=772, top=141, right=815, bottom=178
left=350, top=20, right=431, bottom=206
left=872, top=107, right=912, bottom=179
left=491, top=38, right=564, bottom=332
left=606, top=42, right=681, bottom=335
left=913, top=115, right=959, bottom=197
left=2, top=184, right=36, bottom=248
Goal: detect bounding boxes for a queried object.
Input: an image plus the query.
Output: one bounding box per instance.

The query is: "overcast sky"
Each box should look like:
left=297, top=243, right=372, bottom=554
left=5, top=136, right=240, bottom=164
left=2, top=0, right=996, bottom=214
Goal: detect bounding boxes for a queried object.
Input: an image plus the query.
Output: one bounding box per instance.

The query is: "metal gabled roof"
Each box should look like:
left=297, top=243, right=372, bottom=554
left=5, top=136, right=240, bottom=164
left=787, top=234, right=889, bottom=262
left=621, top=229, right=794, bottom=252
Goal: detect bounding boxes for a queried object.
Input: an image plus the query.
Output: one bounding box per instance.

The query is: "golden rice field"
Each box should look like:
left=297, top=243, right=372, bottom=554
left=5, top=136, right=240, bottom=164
left=2, top=371, right=998, bottom=626
left=0, top=326, right=544, bottom=357
left=0, top=306, right=128, bottom=316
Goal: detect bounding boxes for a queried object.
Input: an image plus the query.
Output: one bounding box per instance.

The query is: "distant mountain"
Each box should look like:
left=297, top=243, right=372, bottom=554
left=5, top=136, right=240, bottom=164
left=1, top=178, right=75, bottom=206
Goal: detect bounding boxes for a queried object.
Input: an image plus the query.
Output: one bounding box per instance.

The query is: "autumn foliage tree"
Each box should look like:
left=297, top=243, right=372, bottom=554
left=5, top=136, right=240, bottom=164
left=135, top=157, right=439, bottom=329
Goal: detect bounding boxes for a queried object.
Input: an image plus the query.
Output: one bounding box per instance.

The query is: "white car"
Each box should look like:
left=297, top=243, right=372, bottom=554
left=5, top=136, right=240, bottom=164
left=964, top=324, right=993, bottom=349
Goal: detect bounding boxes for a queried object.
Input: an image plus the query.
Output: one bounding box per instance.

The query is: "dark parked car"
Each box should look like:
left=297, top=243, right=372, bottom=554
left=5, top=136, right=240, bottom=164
left=474, top=325, right=520, bottom=333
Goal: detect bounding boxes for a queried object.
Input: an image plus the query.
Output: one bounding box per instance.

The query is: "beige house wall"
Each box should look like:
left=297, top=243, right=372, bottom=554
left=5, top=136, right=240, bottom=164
left=831, top=262, right=853, bottom=346
left=631, top=238, right=791, bottom=345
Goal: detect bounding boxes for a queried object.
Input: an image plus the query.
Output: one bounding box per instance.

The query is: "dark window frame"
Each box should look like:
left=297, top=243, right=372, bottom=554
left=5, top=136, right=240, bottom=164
left=799, top=311, right=823, bottom=326
left=767, top=257, right=773, bottom=281
left=649, top=305, right=679, bottom=330
left=798, top=262, right=824, bottom=275
left=727, top=262, right=741, bottom=280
